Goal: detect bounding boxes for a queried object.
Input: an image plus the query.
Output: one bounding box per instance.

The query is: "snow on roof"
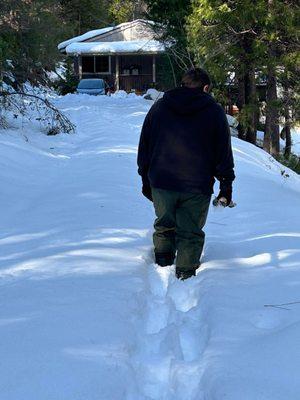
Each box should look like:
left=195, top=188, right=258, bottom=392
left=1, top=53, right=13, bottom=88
left=58, top=20, right=157, bottom=51
left=113, top=19, right=156, bottom=30
left=65, top=40, right=166, bottom=55
left=58, top=27, right=114, bottom=50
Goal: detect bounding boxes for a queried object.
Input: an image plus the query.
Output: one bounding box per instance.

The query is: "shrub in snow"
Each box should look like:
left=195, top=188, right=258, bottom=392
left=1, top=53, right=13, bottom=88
left=53, top=60, right=79, bottom=96
left=276, top=153, right=300, bottom=175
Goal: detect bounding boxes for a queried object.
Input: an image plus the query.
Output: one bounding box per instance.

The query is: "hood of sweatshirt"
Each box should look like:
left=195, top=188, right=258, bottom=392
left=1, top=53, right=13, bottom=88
left=162, top=87, right=216, bottom=115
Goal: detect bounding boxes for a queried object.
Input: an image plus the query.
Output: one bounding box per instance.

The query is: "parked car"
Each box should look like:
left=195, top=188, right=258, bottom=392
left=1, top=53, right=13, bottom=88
left=76, top=79, right=106, bottom=95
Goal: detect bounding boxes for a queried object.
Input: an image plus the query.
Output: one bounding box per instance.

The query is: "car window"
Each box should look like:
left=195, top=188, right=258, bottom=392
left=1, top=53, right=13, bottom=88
left=78, top=79, right=105, bottom=89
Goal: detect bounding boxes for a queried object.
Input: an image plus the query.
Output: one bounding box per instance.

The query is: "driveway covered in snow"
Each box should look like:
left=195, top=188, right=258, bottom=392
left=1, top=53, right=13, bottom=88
left=1, top=93, right=300, bottom=400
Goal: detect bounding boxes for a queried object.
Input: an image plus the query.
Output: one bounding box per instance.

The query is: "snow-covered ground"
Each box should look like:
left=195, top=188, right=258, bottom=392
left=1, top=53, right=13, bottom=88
left=1, top=93, right=300, bottom=400
left=257, top=128, right=300, bottom=157
left=289, top=129, right=300, bottom=156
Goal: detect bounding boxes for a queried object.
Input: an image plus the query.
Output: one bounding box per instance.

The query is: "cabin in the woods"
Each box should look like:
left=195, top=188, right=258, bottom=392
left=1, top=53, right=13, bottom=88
left=58, top=19, right=166, bottom=92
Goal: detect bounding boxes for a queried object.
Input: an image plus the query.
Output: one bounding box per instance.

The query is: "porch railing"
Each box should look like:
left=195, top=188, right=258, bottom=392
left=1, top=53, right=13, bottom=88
left=119, top=74, right=153, bottom=92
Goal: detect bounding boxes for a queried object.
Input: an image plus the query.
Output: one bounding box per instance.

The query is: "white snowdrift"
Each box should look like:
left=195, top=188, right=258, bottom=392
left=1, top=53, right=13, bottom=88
left=144, top=88, right=164, bottom=101
left=0, top=93, right=300, bottom=400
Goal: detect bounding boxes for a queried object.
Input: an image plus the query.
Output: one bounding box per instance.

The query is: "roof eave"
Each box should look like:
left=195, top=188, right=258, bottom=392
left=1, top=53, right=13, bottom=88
left=66, top=50, right=165, bottom=56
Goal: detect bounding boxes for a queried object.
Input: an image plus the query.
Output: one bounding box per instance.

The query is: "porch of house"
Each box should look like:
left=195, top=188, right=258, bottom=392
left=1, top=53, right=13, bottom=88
left=75, top=54, right=158, bottom=93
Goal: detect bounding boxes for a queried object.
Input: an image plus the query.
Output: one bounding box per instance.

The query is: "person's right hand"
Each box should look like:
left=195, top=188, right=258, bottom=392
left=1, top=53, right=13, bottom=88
left=216, top=177, right=233, bottom=207
left=216, top=188, right=232, bottom=207
left=142, top=184, right=153, bottom=201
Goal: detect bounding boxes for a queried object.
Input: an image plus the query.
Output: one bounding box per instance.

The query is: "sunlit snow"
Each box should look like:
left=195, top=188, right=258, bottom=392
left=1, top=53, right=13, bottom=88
left=1, top=92, right=300, bottom=400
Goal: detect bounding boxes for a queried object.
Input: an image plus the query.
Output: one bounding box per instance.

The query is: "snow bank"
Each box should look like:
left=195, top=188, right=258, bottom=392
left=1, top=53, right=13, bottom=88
left=143, top=88, right=164, bottom=101
left=110, top=90, right=143, bottom=99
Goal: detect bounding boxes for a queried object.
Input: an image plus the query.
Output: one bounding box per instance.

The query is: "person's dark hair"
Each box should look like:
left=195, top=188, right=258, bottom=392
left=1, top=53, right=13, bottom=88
left=181, top=68, right=211, bottom=90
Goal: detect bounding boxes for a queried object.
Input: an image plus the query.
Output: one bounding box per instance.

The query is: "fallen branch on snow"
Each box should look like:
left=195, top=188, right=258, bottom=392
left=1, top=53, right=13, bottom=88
left=0, top=90, right=75, bottom=135
left=264, top=301, right=300, bottom=310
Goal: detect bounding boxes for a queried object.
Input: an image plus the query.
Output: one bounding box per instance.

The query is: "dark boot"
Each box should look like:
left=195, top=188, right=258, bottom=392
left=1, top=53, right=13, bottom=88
left=155, top=252, right=175, bottom=267
left=176, top=267, right=197, bottom=280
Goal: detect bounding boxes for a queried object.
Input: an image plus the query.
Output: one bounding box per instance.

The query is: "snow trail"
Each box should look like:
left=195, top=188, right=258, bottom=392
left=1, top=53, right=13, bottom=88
left=131, top=263, right=210, bottom=400
left=1, top=93, right=300, bottom=399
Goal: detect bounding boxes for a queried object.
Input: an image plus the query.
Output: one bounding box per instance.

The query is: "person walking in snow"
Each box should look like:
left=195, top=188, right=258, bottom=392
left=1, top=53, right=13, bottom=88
left=137, top=68, right=235, bottom=280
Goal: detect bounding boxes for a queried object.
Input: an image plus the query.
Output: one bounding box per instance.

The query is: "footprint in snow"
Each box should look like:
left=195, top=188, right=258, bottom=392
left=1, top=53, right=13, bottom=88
left=168, top=276, right=201, bottom=313
left=250, top=308, right=286, bottom=330
left=145, top=297, right=172, bottom=335
left=147, top=263, right=174, bottom=298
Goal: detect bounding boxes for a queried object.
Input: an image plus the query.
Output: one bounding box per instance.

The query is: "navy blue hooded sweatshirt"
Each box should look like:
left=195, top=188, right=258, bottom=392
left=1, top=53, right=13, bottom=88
left=137, top=87, right=235, bottom=195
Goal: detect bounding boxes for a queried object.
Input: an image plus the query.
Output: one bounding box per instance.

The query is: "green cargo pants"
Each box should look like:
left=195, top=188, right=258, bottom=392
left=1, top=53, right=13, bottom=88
left=151, top=187, right=211, bottom=272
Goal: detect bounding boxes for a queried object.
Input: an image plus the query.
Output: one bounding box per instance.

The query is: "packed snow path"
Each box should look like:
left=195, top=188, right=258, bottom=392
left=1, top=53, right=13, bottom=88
left=1, top=93, right=300, bottom=400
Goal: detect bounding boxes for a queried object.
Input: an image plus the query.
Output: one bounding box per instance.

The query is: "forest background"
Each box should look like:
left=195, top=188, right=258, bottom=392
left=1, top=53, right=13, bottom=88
left=0, top=0, right=299, bottom=167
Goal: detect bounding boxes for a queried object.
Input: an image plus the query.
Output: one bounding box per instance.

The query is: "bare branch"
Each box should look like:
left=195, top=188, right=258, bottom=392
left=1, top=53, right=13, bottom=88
left=0, top=90, right=75, bottom=135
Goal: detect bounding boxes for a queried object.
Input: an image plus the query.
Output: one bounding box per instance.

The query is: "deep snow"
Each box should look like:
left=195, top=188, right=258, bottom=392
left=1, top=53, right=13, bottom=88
left=1, top=93, right=300, bottom=400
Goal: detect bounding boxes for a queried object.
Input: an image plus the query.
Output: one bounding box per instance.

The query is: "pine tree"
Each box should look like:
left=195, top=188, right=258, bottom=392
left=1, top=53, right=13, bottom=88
left=145, top=0, right=193, bottom=86
left=60, top=0, right=111, bottom=35
left=109, top=0, right=146, bottom=24
left=187, top=0, right=299, bottom=153
left=187, top=0, right=264, bottom=144
left=0, top=0, right=69, bottom=85
left=261, top=0, right=299, bottom=156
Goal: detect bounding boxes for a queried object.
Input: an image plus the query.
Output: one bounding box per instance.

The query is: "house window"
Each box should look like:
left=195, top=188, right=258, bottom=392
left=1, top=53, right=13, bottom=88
left=95, top=56, right=110, bottom=73
left=82, top=56, right=94, bottom=73
left=81, top=55, right=110, bottom=74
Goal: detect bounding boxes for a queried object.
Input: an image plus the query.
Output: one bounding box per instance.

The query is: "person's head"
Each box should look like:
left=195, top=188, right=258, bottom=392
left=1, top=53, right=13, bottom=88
left=181, top=68, right=211, bottom=92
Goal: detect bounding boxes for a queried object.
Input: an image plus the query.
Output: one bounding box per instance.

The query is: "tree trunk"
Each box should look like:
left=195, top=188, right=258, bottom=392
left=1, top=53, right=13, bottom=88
left=264, top=0, right=280, bottom=156
left=282, top=80, right=292, bottom=158
left=238, top=35, right=257, bottom=145
left=236, top=66, right=246, bottom=140
left=245, top=66, right=257, bottom=144
left=284, top=125, right=292, bottom=158
left=264, top=62, right=280, bottom=155
left=283, top=102, right=292, bottom=158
